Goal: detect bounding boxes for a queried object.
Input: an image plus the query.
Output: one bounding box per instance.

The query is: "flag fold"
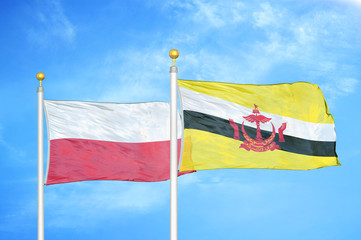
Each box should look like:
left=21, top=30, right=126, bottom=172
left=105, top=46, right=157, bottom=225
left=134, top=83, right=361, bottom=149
left=178, top=79, right=339, bottom=171
left=44, top=100, right=186, bottom=185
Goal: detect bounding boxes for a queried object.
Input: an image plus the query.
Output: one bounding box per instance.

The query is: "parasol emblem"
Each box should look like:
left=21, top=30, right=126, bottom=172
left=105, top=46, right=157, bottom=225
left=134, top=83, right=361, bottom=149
left=229, top=104, right=287, bottom=152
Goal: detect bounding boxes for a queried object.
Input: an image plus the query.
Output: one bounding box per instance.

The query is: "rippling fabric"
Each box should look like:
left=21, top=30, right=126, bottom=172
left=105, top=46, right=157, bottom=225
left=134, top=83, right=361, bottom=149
left=178, top=79, right=340, bottom=171
left=44, top=100, right=190, bottom=185
left=45, top=100, right=182, bottom=142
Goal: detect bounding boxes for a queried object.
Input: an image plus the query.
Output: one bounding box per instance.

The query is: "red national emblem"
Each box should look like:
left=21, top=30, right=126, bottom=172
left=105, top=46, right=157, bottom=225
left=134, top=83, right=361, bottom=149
left=229, top=104, right=287, bottom=152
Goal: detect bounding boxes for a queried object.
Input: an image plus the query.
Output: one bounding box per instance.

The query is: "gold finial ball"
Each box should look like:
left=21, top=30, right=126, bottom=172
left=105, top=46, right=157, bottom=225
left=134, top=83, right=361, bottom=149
left=169, top=49, right=179, bottom=60
left=36, top=72, right=45, bottom=81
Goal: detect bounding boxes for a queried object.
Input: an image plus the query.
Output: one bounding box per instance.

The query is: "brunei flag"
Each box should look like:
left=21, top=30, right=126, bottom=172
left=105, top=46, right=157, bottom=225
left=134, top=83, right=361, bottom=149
left=178, top=79, right=340, bottom=172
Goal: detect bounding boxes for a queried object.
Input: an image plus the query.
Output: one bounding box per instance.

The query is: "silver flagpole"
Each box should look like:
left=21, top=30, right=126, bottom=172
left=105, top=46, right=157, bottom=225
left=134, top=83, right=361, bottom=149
left=37, top=72, right=45, bottom=240
left=169, top=49, right=179, bottom=240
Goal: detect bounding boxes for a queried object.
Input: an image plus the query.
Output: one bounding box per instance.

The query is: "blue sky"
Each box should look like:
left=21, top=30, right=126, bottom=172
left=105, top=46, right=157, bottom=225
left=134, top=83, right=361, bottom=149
left=1, top=0, right=361, bottom=239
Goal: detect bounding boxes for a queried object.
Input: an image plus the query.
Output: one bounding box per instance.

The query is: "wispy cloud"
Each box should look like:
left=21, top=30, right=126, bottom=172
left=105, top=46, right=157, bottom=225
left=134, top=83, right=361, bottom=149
left=0, top=179, right=170, bottom=234
left=0, top=126, right=26, bottom=159
left=42, top=46, right=172, bottom=103
left=243, top=2, right=361, bottom=90
left=45, top=181, right=169, bottom=228
left=0, top=201, right=36, bottom=235
left=253, top=2, right=284, bottom=28
left=332, top=0, right=361, bottom=7
left=27, top=0, right=75, bottom=45
left=53, top=0, right=359, bottom=107
left=160, top=1, right=361, bottom=92
left=37, top=1, right=360, bottom=109
left=320, top=78, right=359, bottom=106
left=0, top=175, right=198, bottom=232
left=338, top=78, right=359, bottom=93
left=179, top=171, right=298, bottom=228
left=94, top=47, right=171, bottom=103
left=164, top=0, right=246, bottom=28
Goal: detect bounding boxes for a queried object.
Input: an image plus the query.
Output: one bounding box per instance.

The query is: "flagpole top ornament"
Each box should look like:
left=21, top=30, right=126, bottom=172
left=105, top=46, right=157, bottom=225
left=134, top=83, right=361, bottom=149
left=36, top=72, right=45, bottom=87
left=169, top=49, right=179, bottom=66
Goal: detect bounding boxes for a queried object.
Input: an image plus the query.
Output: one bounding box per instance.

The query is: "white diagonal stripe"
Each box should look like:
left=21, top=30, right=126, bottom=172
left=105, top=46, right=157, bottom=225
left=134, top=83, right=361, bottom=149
left=179, top=87, right=336, bottom=142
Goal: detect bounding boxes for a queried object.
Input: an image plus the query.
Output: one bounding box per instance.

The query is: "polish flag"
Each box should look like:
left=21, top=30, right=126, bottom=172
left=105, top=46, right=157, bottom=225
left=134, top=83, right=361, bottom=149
left=44, top=100, right=187, bottom=185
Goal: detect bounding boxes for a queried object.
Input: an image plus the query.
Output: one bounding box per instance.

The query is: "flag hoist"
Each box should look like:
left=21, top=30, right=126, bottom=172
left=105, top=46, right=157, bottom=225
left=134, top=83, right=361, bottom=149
left=36, top=51, right=182, bottom=240
left=37, top=72, right=45, bottom=240
left=169, top=49, right=179, bottom=240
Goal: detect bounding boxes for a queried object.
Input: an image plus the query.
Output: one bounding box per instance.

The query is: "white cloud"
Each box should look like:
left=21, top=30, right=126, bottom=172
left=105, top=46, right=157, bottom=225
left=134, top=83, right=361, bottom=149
left=253, top=2, right=283, bottom=28
left=95, top=48, right=171, bottom=103
left=40, top=1, right=360, bottom=110
left=174, top=49, right=262, bottom=84
left=45, top=181, right=169, bottom=228
left=192, top=0, right=245, bottom=27
left=164, top=1, right=360, bottom=90
left=325, top=78, right=359, bottom=94
left=0, top=202, right=36, bottom=234
left=293, top=26, right=316, bottom=45
left=0, top=126, right=26, bottom=158
left=93, top=1, right=359, bottom=96
left=320, top=78, right=359, bottom=107
left=164, top=0, right=246, bottom=28
left=332, top=0, right=361, bottom=7
left=243, top=3, right=361, bottom=88
left=179, top=171, right=298, bottom=226
left=27, top=0, right=75, bottom=45
left=338, top=78, right=358, bottom=93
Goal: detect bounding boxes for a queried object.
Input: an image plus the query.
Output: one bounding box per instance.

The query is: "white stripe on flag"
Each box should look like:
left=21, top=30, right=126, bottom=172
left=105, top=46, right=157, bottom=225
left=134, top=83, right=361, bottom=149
left=179, top=87, right=336, bottom=142
left=44, top=100, right=182, bottom=142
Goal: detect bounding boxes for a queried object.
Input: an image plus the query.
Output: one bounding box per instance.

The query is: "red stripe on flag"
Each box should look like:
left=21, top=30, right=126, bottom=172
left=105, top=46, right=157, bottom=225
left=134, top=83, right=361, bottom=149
left=46, top=138, right=189, bottom=185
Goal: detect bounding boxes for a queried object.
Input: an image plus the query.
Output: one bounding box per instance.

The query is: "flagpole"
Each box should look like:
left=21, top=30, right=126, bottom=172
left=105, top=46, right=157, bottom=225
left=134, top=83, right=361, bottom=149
left=37, top=72, right=45, bottom=240
left=169, top=49, right=179, bottom=240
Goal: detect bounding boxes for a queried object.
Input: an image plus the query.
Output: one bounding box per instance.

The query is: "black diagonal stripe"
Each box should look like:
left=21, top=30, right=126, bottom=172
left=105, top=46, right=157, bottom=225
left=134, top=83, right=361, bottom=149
left=184, top=110, right=337, bottom=157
